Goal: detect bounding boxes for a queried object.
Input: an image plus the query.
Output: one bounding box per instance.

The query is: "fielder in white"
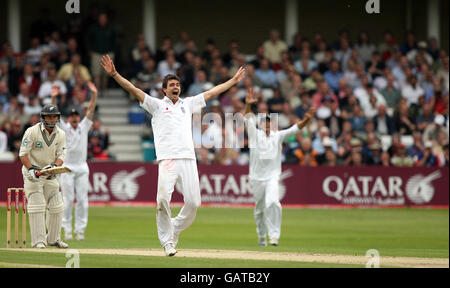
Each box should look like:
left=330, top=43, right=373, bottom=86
left=244, top=88, right=316, bottom=246
left=100, top=54, right=246, bottom=256
left=51, top=83, right=98, bottom=241
left=19, top=104, right=69, bottom=248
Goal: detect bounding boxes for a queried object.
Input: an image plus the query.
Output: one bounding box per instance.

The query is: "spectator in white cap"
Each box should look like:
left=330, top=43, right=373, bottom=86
left=312, top=126, right=338, bottom=155
left=423, top=114, right=448, bottom=144
left=317, top=136, right=334, bottom=164
left=407, top=41, right=433, bottom=66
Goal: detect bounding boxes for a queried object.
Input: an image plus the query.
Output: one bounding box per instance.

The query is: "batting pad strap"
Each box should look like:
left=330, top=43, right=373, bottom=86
left=27, top=203, right=46, bottom=214
left=27, top=192, right=46, bottom=214
left=48, top=203, right=64, bottom=214
left=27, top=191, right=41, bottom=199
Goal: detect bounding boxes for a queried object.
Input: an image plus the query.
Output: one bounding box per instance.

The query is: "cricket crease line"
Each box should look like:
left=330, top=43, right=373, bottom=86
left=0, top=248, right=447, bottom=268
left=0, top=261, right=62, bottom=268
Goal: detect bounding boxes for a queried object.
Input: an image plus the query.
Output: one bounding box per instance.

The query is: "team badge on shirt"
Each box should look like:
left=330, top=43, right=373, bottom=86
left=34, top=141, right=43, bottom=148
left=181, top=107, right=185, bottom=113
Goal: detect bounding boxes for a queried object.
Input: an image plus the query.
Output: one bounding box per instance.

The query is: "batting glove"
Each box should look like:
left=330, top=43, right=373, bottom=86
left=42, top=164, right=57, bottom=170
left=42, top=164, right=58, bottom=180
left=27, top=168, right=39, bottom=182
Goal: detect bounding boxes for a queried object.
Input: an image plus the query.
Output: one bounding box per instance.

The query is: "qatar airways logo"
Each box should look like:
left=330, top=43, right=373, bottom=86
left=110, top=168, right=146, bottom=201
left=405, top=171, right=441, bottom=205
left=322, top=171, right=441, bottom=205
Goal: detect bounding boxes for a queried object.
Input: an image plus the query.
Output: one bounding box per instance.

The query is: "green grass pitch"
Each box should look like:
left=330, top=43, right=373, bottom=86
left=0, top=206, right=448, bottom=267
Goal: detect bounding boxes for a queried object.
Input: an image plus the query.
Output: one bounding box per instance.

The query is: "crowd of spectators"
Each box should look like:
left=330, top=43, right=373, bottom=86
left=0, top=9, right=448, bottom=167
left=0, top=9, right=112, bottom=161
left=133, top=29, right=448, bottom=167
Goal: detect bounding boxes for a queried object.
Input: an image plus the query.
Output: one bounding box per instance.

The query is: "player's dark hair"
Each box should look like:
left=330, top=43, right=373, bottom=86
left=163, top=74, right=181, bottom=88
left=162, top=74, right=181, bottom=95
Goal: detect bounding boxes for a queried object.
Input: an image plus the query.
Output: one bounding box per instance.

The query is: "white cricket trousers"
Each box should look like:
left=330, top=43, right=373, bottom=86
left=60, top=163, right=90, bottom=234
left=157, top=159, right=201, bottom=247
left=250, top=178, right=282, bottom=240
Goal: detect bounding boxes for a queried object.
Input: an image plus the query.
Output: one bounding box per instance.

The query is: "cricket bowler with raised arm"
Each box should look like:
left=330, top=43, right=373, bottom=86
left=101, top=54, right=245, bottom=256
left=244, top=87, right=316, bottom=246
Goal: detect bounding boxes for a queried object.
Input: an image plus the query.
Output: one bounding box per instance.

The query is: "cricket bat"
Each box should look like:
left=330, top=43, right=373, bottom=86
left=36, top=166, right=72, bottom=177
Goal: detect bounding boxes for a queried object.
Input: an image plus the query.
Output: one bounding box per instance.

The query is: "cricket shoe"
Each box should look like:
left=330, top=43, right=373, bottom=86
left=164, top=243, right=177, bottom=257
left=258, top=237, right=267, bottom=247
left=33, top=242, right=47, bottom=249
left=269, top=238, right=279, bottom=246
left=48, top=239, right=69, bottom=249
left=75, top=231, right=85, bottom=241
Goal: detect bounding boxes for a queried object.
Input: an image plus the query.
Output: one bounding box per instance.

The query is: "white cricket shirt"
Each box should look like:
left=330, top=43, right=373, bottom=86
left=246, top=115, right=299, bottom=181
left=59, top=117, right=93, bottom=165
left=140, top=93, right=205, bottom=161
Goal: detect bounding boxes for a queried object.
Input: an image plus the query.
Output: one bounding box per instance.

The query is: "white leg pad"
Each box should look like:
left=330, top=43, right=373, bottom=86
left=47, top=192, right=64, bottom=244
left=29, top=212, right=46, bottom=247
left=27, top=192, right=47, bottom=247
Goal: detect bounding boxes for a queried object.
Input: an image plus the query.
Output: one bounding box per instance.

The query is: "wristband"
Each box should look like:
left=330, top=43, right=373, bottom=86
left=111, top=71, right=117, bottom=77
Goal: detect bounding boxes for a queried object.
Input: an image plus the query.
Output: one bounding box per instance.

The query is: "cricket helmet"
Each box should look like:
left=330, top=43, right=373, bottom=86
left=40, top=104, right=61, bottom=129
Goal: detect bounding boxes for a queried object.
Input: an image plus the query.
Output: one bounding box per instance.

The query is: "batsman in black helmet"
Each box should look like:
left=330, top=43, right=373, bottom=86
left=18, top=103, right=68, bottom=248
left=40, top=104, right=61, bottom=130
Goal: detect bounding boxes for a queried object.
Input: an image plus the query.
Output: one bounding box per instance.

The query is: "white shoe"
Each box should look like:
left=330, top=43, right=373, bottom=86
left=171, top=218, right=180, bottom=248
left=48, top=239, right=69, bottom=249
left=269, top=238, right=279, bottom=246
left=65, top=231, right=73, bottom=241
left=258, top=237, right=267, bottom=247
left=33, top=242, right=46, bottom=249
left=164, top=243, right=177, bottom=257
left=75, top=231, right=85, bottom=241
